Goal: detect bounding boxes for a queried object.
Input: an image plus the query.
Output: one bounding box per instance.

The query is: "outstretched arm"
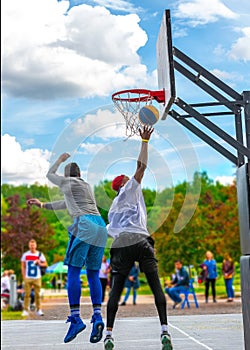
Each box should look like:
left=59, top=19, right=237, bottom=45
left=134, top=125, right=154, bottom=184
left=27, top=198, right=67, bottom=210
left=47, top=153, right=71, bottom=186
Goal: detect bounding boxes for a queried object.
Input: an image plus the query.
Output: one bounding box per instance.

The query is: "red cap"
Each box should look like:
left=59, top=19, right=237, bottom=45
left=112, top=175, right=125, bottom=192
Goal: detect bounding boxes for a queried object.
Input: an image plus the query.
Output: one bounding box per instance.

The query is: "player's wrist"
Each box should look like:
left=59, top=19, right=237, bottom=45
left=141, top=139, right=149, bottom=143
left=40, top=202, right=44, bottom=208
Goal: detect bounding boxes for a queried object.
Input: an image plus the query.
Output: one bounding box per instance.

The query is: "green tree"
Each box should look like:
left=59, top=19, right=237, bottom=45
left=94, top=180, right=116, bottom=223
left=153, top=192, right=205, bottom=275
left=1, top=194, right=56, bottom=281
left=151, top=172, right=240, bottom=275
left=199, top=181, right=240, bottom=262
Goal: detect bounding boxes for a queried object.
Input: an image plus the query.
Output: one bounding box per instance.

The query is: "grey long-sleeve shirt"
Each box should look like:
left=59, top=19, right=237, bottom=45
left=45, top=160, right=100, bottom=218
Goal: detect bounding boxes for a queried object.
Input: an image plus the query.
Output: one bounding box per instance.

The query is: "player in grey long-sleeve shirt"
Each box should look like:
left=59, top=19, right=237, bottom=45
left=27, top=153, right=107, bottom=345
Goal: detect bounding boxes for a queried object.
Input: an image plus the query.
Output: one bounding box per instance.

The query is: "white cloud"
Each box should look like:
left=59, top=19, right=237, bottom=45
left=175, top=0, right=237, bottom=26
left=1, top=134, right=51, bottom=185
left=213, top=44, right=227, bottom=57
left=214, top=175, right=235, bottom=185
left=80, top=142, right=106, bottom=154
left=209, top=68, right=243, bottom=86
left=214, top=27, right=250, bottom=63
left=91, top=0, right=140, bottom=13
left=2, top=0, right=152, bottom=100
left=22, top=138, right=35, bottom=146
left=71, top=108, right=128, bottom=139
left=228, top=27, right=250, bottom=62
left=172, top=26, right=188, bottom=39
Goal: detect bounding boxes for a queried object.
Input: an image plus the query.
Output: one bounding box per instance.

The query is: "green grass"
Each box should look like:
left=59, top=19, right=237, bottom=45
left=1, top=309, right=24, bottom=320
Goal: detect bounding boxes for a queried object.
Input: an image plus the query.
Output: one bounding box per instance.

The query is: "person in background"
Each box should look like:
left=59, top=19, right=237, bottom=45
left=202, top=251, right=218, bottom=303
left=51, top=275, right=57, bottom=292
left=29, top=286, right=35, bottom=310
left=57, top=278, right=63, bottom=292
left=198, top=263, right=208, bottom=284
left=1, top=270, right=15, bottom=309
left=120, top=263, right=140, bottom=306
left=17, top=283, right=35, bottom=310
left=99, top=256, right=110, bottom=303
left=165, top=260, right=189, bottom=309
left=64, top=275, right=68, bottom=290
left=222, top=253, right=235, bottom=302
left=21, top=239, right=47, bottom=316
left=1, top=270, right=13, bottom=294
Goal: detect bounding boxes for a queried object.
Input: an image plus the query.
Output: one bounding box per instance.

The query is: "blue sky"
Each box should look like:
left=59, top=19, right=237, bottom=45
left=2, top=0, right=250, bottom=190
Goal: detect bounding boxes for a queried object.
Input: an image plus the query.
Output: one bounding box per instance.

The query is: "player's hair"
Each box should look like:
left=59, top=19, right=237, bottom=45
left=64, top=163, right=80, bottom=177
left=175, top=259, right=182, bottom=264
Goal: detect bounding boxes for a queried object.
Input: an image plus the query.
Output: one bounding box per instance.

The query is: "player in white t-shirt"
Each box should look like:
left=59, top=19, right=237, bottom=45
left=104, top=126, right=173, bottom=350
left=21, top=239, right=47, bottom=316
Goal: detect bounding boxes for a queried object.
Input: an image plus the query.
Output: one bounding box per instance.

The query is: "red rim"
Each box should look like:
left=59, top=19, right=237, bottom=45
left=112, top=89, right=165, bottom=103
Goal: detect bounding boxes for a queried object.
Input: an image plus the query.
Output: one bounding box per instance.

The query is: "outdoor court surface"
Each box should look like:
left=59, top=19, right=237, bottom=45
left=1, top=313, right=244, bottom=350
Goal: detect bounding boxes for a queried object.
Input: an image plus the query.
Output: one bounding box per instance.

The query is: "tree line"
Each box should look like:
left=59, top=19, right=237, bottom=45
left=1, top=171, right=240, bottom=281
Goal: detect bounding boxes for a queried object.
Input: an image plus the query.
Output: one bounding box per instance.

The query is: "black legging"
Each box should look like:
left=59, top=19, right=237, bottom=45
left=107, top=270, right=167, bottom=328
left=205, top=278, right=216, bottom=300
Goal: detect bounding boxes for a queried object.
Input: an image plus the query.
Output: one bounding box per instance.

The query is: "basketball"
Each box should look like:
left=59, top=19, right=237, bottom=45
left=138, top=105, right=159, bottom=126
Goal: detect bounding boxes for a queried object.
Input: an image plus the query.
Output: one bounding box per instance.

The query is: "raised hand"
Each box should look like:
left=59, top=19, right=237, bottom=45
left=139, top=125, right=154, bottom=141
left=58, top=153, right=71, bottom=163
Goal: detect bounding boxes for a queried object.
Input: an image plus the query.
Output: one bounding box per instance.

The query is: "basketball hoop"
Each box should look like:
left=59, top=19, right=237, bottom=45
left=112, top=89, right=165, bottom=137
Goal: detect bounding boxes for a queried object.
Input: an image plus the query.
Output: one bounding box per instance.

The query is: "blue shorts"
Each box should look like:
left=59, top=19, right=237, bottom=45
left=64, top=215, right=108, bottom=270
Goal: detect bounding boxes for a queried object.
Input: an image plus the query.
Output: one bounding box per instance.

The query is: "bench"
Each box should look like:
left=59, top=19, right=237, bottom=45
left=181, top=278, right=199, bottom=309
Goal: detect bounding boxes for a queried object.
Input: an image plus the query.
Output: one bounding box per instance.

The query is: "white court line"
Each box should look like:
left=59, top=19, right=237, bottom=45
left=169, top=323, right=214, bottom=350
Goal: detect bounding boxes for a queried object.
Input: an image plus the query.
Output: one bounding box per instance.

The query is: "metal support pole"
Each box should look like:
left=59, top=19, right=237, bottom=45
left=234, top=109, right=245, bottom=166
left=9, top=274, right=17, bottom=309
left=237, top=164, right=250, bottom=253
left=240, top=255, right=250, bottom=350
left=237, top=90, right=250, bottom=350
left=243, top=91, right=250, bottom=150
left=243, top=90, right=250, bottom=187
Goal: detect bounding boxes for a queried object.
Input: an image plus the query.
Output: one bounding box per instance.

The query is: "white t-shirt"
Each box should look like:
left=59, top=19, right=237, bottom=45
left=21, top=251, right=46, bottom=279
left=1, top=275, right=10, bottom=293
left=107, top=177, right=149, bottom=238
left=99, top=262, right=109, bottom=279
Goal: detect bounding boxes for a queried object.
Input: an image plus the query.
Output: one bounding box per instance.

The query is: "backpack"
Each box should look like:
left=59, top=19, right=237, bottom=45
left=198, top=267, right=207, bottom=283
left=39, top=252, right=47, bottom=276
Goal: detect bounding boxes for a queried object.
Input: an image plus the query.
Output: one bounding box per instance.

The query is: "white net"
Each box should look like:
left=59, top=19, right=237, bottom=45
left=112, top=90, right=154, bottom=137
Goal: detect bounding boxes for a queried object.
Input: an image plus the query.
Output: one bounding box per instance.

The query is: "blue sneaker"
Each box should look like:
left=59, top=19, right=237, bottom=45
left=64, top=316, right=86, bottom=343
left=89, top=313, right=104, bottom=343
